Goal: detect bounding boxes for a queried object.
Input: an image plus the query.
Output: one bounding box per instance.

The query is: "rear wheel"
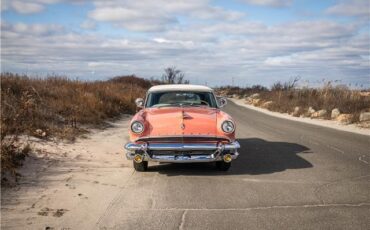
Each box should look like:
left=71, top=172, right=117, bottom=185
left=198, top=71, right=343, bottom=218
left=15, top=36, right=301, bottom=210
left=216, top=161, right=231, bottom=171
left=133, top=161, right=148, bottom=171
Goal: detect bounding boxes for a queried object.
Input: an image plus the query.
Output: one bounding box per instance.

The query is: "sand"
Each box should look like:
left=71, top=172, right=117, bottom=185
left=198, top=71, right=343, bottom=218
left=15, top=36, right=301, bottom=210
left=1, top=115, right=135, bottom=229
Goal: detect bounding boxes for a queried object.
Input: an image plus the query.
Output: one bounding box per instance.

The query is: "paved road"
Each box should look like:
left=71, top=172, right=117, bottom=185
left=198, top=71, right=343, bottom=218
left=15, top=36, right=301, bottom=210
left=97, top=101, right=370, bottom=229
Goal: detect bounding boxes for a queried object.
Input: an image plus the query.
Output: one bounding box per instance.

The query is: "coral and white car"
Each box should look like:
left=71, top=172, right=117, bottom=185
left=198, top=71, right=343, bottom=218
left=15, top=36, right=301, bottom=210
left=124, top=84, right=240, bottom=171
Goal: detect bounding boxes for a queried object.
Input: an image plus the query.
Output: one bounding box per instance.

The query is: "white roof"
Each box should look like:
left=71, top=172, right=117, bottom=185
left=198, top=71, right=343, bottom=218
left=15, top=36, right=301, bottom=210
left=148, top=84, right=213, bottom=93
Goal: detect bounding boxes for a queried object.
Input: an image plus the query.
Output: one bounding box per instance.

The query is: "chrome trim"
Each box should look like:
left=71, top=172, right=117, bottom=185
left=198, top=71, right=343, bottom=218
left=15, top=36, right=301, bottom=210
left=125, top=142, right=148, bottom=151
left=131, top=121, right=145, bottom=134
left=124, top=141, right=240, bottom=163
left=126, top=151, right=239, bottom=163
left=125, top=141, right=240, bottom=151
left=217, top=96, right=227, bottom=108
left=149, top=143, right=218, bottom=151
left=221, top=120, right=235, bottom=133
left=134, top=135, right=231, bottom=142
left=224, top=141, right=240, bottom=150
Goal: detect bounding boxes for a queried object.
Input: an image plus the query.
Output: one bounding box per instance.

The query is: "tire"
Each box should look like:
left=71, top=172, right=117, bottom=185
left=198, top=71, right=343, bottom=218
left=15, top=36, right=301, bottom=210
left=216, top=161, right=231, bottom=171
left=133, top=161, right=148, bottom=171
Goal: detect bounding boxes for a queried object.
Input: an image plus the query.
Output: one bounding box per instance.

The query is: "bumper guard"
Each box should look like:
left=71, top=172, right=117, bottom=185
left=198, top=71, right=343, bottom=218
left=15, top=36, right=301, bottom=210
left=124, top=141, right=240, bottom=163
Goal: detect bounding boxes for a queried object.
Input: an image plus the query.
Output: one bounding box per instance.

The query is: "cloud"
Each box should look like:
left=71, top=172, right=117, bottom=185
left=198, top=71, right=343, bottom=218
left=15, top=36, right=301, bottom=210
left=80, top=20, right=97, bottom=30
left=2, top=16, right=368, bottom=87
left=9, top=0, right=45, bottom=14
left=264, top=55, right=295, bottom=66
left=239, top=0, right=293, bottom=7
left=88, top=0, right=245, bottom=32
left=1, top=1, right=369, bottom=87
left=326, top=0, right=369, bottom=17
left=1, top=21, right=64, bottom=36
left=188, top=6, right=244, bottom=21
left=153, top=37, right=194, bottom=48
left=88, top=6, right=177, bottom=32
left=3, top=0, right=245, bottom=32
left=1, top=0, right=88, bottom=14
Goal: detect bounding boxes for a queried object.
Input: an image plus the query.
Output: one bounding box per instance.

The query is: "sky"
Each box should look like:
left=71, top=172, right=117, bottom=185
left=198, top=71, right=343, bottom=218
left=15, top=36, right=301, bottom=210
left=1, top=0, right=369, bottom=87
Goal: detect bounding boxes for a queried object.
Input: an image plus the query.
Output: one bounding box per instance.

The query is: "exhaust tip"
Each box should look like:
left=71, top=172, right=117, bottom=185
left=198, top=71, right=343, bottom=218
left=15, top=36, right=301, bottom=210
left=134, top=154, right=143, bottom=163
left=223, top=154, right=232, bottom=163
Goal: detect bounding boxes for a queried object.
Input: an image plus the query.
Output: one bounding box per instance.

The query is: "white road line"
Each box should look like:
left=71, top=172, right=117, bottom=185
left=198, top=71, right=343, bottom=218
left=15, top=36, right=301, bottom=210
left=327, top=145, right=345, bottom=154
left=359, top=155, right=369, bottom=164
left=150, top=173, right=158, bottom=209
left=242, top=178, right=320, bottom=184
left=178, top=210, right=187, bottom=230
left=309, top=140, right=320, bottom=145
left=133, top=203, right=370, bottom=212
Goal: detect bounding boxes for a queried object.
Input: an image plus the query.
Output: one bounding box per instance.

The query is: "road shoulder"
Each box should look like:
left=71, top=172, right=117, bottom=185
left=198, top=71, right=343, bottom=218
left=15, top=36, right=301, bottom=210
left=230, top=98, right=370, bottom=136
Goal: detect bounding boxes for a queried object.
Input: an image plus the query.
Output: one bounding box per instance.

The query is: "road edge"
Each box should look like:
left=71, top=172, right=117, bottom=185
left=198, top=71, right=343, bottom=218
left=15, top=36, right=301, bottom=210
left=230, top=98, right=370, bottom=136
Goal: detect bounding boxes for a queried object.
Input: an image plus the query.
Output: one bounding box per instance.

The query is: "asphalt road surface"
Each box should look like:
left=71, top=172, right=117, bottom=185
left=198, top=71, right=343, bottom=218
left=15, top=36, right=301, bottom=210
left=97, top=101, right=370, bottom=230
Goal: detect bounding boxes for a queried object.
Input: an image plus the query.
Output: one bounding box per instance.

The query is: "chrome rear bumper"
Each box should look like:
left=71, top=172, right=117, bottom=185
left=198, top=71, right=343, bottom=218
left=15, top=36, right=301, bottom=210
left=124, top=141, right=240, bottom=163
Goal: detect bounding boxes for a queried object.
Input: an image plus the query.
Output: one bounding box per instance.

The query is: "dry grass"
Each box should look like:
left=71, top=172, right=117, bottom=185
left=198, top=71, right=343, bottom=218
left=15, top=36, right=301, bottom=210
left=217, top=83, right=370, bottom=122
left=1, top=73, right=151, bottom=180
left=217, top=85, right=269, bottom=97
left=262, top=86, right=369, bottom=120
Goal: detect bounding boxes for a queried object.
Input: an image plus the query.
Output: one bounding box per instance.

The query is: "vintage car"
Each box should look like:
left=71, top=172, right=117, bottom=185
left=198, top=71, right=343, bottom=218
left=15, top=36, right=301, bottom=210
left=124, top=84, right=240, bottom=171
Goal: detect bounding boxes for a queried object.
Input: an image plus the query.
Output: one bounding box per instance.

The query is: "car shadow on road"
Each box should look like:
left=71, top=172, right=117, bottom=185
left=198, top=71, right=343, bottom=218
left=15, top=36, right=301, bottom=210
left=149, top=138, right=312, bottom=176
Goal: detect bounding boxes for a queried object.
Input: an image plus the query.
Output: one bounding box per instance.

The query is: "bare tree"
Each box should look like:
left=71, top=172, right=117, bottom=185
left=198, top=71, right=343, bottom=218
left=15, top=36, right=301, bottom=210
left=161, top=66, right=189, bottom=84
left=271, top=76, right=300, bottom=91
left=285, top=76, right=300, bottom=90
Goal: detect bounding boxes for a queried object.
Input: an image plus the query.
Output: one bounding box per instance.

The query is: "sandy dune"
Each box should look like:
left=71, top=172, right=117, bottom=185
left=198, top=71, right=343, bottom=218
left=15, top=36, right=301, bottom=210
left=1, top=115, right=134, bottom=229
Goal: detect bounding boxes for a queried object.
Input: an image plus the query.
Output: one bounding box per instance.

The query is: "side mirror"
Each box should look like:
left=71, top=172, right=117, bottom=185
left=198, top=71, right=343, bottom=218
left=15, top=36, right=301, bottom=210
left=218, top=97, right=227, bottom=108
left=135, top=98, right=144, bottom=109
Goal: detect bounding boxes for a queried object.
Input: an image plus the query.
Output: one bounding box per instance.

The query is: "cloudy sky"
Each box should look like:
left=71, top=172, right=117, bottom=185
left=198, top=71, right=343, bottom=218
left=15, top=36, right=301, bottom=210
left=1, top=0, right=369, bottom=87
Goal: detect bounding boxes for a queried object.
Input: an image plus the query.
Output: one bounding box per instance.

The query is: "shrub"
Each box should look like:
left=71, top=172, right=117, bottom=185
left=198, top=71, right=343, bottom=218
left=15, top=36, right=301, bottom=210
left=1, top=73, right=152, bottom=180
left=217, top=81, right=370, bottom=122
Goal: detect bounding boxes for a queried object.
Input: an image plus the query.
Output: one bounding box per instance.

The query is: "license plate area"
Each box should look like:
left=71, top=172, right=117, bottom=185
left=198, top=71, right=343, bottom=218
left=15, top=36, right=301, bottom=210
left=150, top=150, right=213, bottom=156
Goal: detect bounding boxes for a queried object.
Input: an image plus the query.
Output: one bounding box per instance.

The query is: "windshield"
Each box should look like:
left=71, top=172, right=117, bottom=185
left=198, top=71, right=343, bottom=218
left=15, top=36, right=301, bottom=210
left=145, top=91, right=218, bottom=108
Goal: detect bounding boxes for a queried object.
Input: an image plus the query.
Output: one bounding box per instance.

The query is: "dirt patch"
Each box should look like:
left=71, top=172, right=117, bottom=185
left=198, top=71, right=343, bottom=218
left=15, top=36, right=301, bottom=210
left=53, top=209, right=68, bottom=217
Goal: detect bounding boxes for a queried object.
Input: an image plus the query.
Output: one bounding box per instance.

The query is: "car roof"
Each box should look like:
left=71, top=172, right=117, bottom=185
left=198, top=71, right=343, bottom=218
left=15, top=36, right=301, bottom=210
left=148, top=84, right=213, bottom=93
